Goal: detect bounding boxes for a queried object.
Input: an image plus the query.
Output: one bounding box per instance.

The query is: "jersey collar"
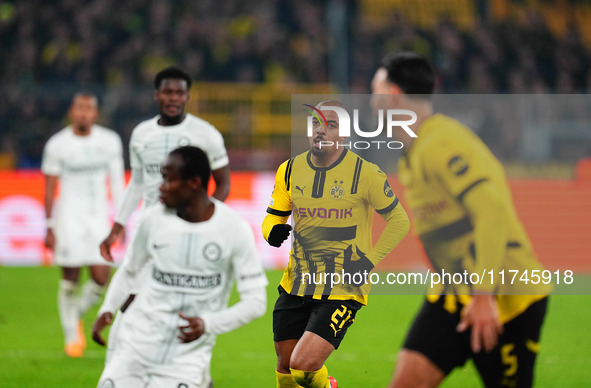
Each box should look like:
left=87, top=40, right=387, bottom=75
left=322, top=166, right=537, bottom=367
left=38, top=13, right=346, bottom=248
left=306, top=149, right=348, bottom=171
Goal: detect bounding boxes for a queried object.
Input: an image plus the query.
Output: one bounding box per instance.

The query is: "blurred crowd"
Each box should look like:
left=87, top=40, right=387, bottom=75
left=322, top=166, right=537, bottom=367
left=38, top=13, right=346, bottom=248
left=0, top=0, right=590, bottom=168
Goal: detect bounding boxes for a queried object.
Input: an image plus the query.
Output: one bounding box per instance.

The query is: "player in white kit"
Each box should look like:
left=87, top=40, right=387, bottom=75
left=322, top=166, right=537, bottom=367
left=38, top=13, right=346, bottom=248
left=94, top=67, right=231, bottom=364
left=95, top=146, right=267, bottom=388
left=42, top=93, right=125, bottom=358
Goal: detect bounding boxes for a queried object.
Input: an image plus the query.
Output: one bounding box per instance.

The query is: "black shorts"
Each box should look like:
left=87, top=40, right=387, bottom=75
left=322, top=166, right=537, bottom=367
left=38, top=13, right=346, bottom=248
left=403, top=296, right=548, bottom=388
left=273, top=287, right=362, bottom=349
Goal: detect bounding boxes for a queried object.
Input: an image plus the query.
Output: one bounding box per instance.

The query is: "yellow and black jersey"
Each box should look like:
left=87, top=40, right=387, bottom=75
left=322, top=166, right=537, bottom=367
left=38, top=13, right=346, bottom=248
left=398, top=113, right=551, bottom=322
left=266, top=149, right=406, bottom=305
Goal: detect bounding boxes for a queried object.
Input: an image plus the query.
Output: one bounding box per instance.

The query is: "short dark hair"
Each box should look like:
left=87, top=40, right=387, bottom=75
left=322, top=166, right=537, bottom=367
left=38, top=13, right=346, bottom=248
left=381, top=51, right=435, bottom=95
left=154, top=67, right=192, bottom=90
left=169, top=146, right=210, bottom=189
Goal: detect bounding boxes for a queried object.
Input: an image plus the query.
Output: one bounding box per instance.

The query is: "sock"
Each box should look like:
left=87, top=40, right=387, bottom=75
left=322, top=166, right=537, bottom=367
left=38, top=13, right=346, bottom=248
left=276, top=370, right=303, bottom=388
left=78, top=280, right=107, bottom=316
left=290, top=366, right=330, bottom=388
left=58, top=279, right=79, bottom=344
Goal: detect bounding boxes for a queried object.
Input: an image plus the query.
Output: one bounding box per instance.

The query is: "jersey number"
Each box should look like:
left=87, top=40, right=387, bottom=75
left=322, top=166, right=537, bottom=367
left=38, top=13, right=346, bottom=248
left=330, top=305, right=353, bottom=337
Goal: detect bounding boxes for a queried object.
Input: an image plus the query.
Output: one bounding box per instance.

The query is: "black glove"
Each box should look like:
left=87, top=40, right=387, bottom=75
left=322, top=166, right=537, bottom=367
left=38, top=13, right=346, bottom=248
left=342, top=245, right=374, bottom=286
left=268, top=224, right=292, bottom=247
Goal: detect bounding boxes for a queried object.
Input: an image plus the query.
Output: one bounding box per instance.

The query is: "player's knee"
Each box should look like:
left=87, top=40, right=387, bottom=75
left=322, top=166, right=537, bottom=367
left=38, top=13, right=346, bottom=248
left=276, top=361, right=291, bottom=375
left=289, top=356, right=322, bottom=373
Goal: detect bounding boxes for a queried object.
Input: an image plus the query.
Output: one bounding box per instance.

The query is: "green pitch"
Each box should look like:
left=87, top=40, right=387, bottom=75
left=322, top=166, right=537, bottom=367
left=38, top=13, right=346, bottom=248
left=0, top=267, right=590, bottom=387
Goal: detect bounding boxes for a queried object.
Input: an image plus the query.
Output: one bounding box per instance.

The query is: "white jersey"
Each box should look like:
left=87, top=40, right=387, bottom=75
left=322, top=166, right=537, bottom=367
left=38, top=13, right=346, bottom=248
left=41, top=125, right=124, bottom=266
left=129, top=113, right=229, bottom=210
left=101, top=200, right=267, bottom=384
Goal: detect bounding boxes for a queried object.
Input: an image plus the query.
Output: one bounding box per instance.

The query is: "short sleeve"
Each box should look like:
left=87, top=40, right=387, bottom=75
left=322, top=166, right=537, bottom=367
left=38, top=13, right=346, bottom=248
left=41, top=136, right=62, bottom=176
left=365, top=162, right=399, bottom=215
left=232, top=220, right=268, bottom=292
left=266, top=159, right=292, bottom=217
left=207, top=128, right=229, bottom=171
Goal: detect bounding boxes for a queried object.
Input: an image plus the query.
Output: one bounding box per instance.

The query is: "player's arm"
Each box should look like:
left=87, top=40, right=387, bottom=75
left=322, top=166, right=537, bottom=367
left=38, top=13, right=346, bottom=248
left=180, top=222, right=268, bottom=342
left=367, top=200, right=410, bottom=266
left=100, top=136, right=144, bottom=261
left=208, top=128, right=231, bottom=202
left=262, top=159, right=293, bottom=247
left=41, top=138, right=61, bottom=251
left=211, top=165, right=230, bottom=202
left=93, top=214, right=152, bottom=345
left=43, top=175, right=59, bottom=251
left=344, top=167, right=410, bottom=275
left=108, top=134, right=126, bottom=218
left=431, top=150, right=506, bottom=352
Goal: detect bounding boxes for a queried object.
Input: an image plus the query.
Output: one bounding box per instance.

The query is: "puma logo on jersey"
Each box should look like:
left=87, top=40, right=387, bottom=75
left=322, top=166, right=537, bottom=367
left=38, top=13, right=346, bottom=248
left=295, top=185, right=306, bottom=195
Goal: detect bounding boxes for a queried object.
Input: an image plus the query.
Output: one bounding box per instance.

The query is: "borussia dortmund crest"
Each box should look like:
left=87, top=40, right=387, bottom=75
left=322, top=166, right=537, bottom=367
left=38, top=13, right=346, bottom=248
left=330, top=179, right=345, bottom=199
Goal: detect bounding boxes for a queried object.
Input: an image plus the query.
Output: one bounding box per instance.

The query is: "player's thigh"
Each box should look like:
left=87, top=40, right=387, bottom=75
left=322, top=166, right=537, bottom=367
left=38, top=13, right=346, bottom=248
left=304, top=299, right=362, bottom=350
left=289, top=330, right=336, bottom=371
left=402, top=297, right=470, bottom=376
left=473, top=298, right=548, bottom=388
left=89, top=264, right=111, bottom=286
left=388, top=349, right=445, bottom=388
left=273, top=289, right=312, bottom=343
left=98, top=352, right=147, bottom=388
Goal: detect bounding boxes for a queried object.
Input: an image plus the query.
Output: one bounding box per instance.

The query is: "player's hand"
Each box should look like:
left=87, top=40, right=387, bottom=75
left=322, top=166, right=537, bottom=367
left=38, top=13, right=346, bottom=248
left=267, top=224, right=292, bottom=247
left=118, top=227, right=126, bottom=246
left=92, top=312, right=113, bottom=346
left=178, top=312, right=205, bottom=343
left=100, top=223, right=124, bottom=262
left=456, top=294, right=503, bottom=353
left=342, top=245, right=374, bottom=286
left=44, top=228, right=55, bottom=251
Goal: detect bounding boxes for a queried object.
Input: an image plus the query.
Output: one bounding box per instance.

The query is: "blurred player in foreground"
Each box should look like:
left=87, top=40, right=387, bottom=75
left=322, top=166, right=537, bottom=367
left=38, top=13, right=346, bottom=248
left=371, top=51, right=551, bottom=388
left=95, top=66, right=230, bottom=361
left=42, top=93, right=125, bottom=357
left=263, top=100, right=410, bottom=388
left=95, top=146, right=267, bottom=388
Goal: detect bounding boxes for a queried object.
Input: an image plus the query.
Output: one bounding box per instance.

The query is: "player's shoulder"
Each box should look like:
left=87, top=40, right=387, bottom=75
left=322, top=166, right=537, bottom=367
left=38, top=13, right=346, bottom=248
left=130, top=116, right=159, bottom=139
left=213, top=200, right=252, bottom=233
left=45, top=127, right=72, bottom=148
left=342, top=150, right=384, bottom=176
left=142, top=203, right=174, bottom=224
left=185, top=113, right=222, bottom=134
left=422, top=114, right=477, bottom=148
left=93, top=125, right=121, bottom=142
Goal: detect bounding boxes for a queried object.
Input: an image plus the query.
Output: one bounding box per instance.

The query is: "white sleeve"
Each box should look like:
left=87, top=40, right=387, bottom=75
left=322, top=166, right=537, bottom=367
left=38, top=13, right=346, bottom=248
left=114, top=168, right=143, bottom=225
left=109, top=134, right=126, bottom=212
left=207, top=129, right=229, bottom=171
left=98, top=214, right=152, bottom=315
left=200, top=220, right=268, bottom=335
left=41, top=137, right=62, bottom=176
left=200, top=287, right=266, bottom=335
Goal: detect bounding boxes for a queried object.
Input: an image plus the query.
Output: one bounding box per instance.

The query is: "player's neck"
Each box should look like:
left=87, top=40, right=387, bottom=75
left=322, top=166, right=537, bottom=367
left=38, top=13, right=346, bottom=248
left=400, top=100, right=433, bottom=151
left=177, top=197, right=215, bottom=223
left=311, top=148, right=344, bottom=168
left=72, top=125, right=91, bottom=136
left=158, top=113, right=186, bottom=126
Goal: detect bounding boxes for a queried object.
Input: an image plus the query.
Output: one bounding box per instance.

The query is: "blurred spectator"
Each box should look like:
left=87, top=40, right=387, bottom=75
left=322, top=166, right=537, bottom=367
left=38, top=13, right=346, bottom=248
left=1, top=0, right=590, bottom=167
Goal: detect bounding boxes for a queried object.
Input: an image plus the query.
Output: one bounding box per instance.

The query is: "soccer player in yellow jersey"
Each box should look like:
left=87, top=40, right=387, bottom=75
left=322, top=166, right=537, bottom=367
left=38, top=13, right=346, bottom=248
left=263, top=100, right=410, bottom=388
left=372, top=51, right=552, bottom=388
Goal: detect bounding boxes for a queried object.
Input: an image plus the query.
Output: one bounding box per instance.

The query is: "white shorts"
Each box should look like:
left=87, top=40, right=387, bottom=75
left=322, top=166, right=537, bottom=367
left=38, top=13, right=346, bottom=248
left=54, top=215, right=110, bottom=267
left=98, top=347, right=212, bottom=388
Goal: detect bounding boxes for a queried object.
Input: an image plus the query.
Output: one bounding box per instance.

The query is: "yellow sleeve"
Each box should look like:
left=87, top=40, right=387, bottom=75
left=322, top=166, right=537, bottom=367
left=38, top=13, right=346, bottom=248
left=262, top=159, right=292, bottom=241
left=427, top=135, right=509, bottom=293
left=366, top=203, right=410, bottom=265
left=363, top=162, right=410, bottom=265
